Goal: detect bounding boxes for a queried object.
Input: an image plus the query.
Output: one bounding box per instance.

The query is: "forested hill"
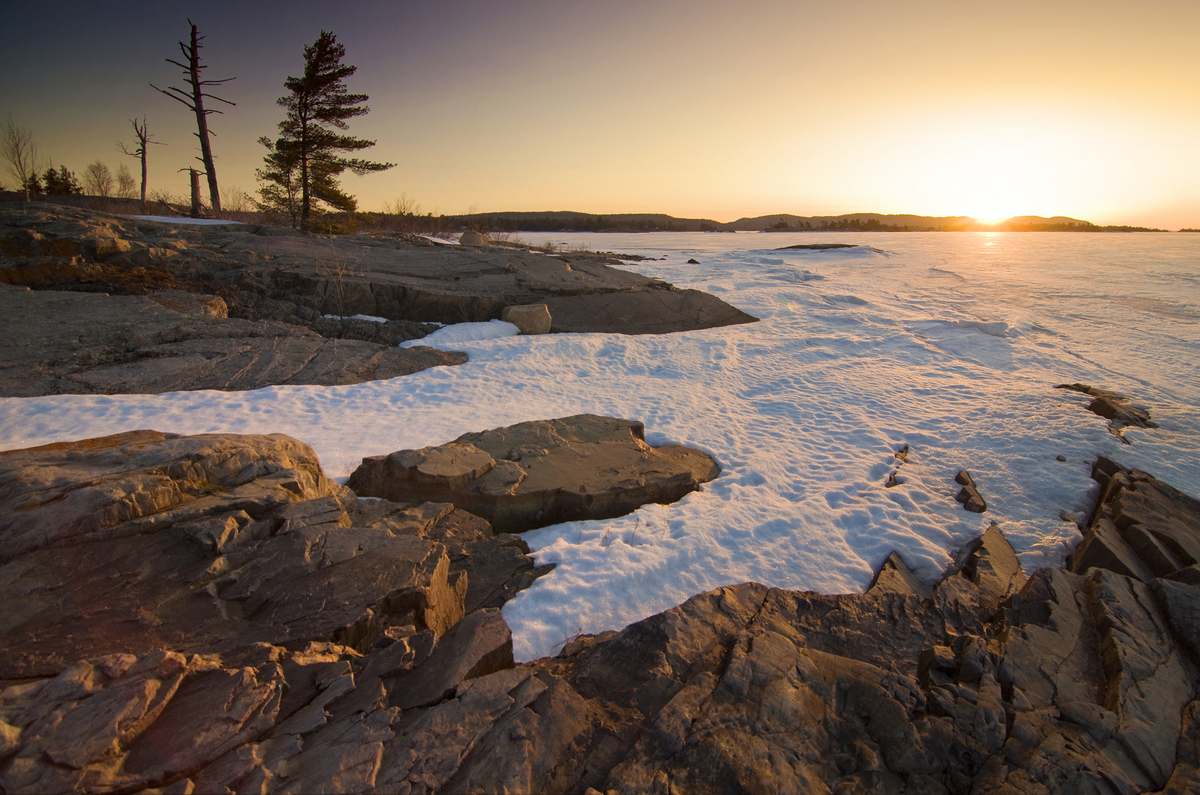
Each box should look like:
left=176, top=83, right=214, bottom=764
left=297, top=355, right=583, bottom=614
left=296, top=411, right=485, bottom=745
left=447, top=210, right=1166, bottom=233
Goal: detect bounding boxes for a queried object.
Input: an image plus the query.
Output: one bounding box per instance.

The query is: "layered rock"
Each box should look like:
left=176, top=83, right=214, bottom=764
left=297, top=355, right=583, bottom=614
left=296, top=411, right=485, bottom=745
left=1068, top=456, right=1200, bottom=584
left=347, top=415, right=721, bottom=532
left=0, top=284, right=464, bottom=396
left=1056, top=383, right=1159, bottom=442
left=0, top=203, right=757, bottom=352
left=4, top=428, right=1200, bottom=793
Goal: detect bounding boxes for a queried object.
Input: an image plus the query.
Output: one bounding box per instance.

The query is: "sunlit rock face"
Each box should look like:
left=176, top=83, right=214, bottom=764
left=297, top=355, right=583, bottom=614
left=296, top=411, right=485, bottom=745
left=3, top=432, right=1200, bottom=793
left=347, top=414, right=721, bottom=532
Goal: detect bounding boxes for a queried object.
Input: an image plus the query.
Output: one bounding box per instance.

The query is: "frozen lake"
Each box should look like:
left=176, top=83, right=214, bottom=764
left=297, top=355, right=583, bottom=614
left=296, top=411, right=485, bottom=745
left=2, top=230, right=1198, bottom=660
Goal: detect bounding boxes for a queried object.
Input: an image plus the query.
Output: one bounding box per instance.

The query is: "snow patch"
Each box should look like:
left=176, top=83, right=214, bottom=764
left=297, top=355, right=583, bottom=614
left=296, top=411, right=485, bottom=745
left=398, top=319, right=520, bottom=348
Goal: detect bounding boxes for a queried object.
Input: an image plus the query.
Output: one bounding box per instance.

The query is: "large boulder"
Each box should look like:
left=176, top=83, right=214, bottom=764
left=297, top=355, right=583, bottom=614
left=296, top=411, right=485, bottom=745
left=500, top=302, right=552, bottom=334
left=346, top=415, right=721, bottom=532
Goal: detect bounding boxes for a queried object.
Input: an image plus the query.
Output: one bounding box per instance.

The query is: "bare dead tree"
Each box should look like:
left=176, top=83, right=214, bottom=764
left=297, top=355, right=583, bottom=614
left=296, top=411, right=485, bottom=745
left=118, top=117, right=165, bottom=213
left=181, top=167, right=202, bottom=218
left=151, top=20, right=235, bottom=213
left=83, top=161, right=115, bottom=197
left=2, top=114, right=46, bottom=200
left=115, top=164, right=137, bottom=199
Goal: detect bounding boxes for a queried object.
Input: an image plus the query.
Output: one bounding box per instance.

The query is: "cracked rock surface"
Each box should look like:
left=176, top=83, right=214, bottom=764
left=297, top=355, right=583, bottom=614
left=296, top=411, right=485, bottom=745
left=3, top=428, right=1200, bottom=793
left=0, top=284, right=466, bottom=396
left=0, top=431, right=541, bottom=682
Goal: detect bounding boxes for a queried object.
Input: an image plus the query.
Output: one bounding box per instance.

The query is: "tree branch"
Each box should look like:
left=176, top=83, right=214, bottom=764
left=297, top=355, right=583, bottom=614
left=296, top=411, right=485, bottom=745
left=150, top=84, right=196, bottom=109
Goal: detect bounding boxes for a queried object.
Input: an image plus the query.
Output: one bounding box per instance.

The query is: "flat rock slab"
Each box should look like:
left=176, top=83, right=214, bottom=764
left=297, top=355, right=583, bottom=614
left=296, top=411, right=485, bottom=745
left=543, top=288, right=756, bottom=334
left=1, top=203, right=758, bottom=345
left=0, top=284, right=465, bottom=396
left=347, top=415, right=721, bottom=532
left=0, top=431, right=470, bottom=679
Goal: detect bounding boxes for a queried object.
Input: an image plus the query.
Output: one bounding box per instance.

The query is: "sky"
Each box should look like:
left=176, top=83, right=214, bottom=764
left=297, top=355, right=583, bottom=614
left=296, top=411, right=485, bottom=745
left=2, top=0, right=1198, bottom=228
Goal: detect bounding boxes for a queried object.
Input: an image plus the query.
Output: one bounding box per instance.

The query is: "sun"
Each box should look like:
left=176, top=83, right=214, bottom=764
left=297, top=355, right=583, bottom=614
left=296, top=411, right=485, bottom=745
left=851, top=111, right=1088, bottom=220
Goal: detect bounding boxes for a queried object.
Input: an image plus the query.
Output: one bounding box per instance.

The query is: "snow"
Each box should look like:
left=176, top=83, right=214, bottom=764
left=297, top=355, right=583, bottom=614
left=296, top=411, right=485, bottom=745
left=2, top=231, right=1198, bottom=662
left=324, top=313, right=390, bottom=324
left=398, top=319, right=520, bottom=347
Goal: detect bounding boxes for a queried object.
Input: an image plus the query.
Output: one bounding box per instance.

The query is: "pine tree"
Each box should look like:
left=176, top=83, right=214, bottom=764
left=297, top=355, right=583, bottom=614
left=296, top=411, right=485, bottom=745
left=260, top=31, right=394, bottom=229
left=255, top=136, right=301, bottom=227
left=42, top=165, right=82, bottom=195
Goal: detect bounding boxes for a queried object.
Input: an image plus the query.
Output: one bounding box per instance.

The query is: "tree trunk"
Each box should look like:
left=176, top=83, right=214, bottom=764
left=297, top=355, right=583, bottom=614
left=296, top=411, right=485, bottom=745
left=140, top=149, right=148, bottom=214
left=189, top=168, right=201, bottom=218
left=185, top=23, right=221, bottom=213
left=298, top=110, right=310, bottom=228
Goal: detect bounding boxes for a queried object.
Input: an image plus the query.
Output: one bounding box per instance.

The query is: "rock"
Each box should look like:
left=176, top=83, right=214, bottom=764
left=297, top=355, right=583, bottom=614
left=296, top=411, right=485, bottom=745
left=500, top=302, right=552, bottom=334
left=1069, top=456, right=1200, bottom=583
left=0, top=284, right=466, bottom=396
left=387, top=608, right=514, bottom=709
left=1056, top=382, right=1159, bottom=441
left=0, top=431, right=471, bottom=678
left=458, top=230, right=486, bottom=246
left=543, top=287, right=757, bottom=334
left=686, top=258, right=699, bottom=264
left=775, top=243, right=859, bottom=250
left=867, top=551, right=930, bottom=598
left=0, top=647, right=287, bottom=794
left=87, top=236, right=132, bottom=260
left=347, top=414, right=721, bottom=533
left=954, top=469, right=987, bottom=512
left=4, top=429, right=1200, bottom=793
left=1, top=203, right=757, bottom=348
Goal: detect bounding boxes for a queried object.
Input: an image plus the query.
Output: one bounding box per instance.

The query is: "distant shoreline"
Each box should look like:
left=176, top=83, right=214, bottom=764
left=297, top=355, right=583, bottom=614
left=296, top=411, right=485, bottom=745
left=384, top=210, right=1177, bottom=234
left=3, top=193, right=1185, bottom=235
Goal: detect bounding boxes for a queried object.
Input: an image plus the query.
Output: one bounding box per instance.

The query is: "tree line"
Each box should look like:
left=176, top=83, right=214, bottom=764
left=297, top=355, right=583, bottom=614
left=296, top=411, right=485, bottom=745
left=2, top=22, right=391, bottom=230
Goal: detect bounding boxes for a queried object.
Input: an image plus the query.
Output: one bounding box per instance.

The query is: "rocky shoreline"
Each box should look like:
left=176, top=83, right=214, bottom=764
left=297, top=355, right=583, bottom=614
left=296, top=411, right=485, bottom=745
left=0, top=204, right=756, bottom=396
left=1, top=420, right=1197, bottom=793
left=1, top=203, right=1198, bottom=793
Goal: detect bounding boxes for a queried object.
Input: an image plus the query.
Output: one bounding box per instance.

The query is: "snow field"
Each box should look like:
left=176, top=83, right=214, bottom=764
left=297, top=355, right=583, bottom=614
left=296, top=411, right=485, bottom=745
left=1, top=231, right=1197, bottom=661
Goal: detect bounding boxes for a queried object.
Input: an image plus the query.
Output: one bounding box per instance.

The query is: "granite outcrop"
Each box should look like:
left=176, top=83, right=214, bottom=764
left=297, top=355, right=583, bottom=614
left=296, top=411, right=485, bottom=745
left=0, top=204, right=757, bottom=397
left=2, top=421, right=1198, bottom=793
left=0, top=284, right=464, bottom=396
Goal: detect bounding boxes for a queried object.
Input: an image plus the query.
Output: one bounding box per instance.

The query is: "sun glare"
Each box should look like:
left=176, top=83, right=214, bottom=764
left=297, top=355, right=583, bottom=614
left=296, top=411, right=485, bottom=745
left=828, top=110, right=1113, bottom=221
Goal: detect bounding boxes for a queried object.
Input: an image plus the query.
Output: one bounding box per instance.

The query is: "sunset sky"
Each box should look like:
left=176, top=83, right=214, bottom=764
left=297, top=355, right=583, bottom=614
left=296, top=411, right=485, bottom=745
left=2, top=0, right=1198, bottom=227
